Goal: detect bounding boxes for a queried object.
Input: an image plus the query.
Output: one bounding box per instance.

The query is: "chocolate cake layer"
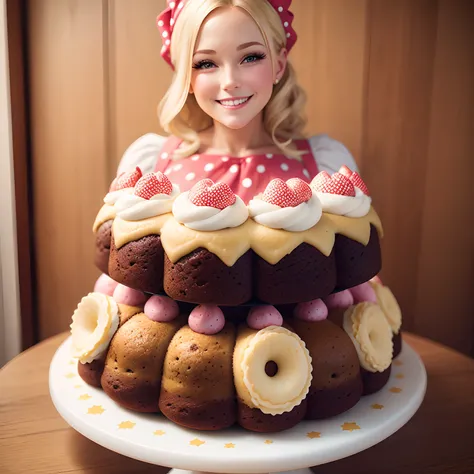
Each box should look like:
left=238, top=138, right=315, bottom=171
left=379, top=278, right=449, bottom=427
left=291, top=319, right=363, bottom=420
left=94, top=220, right=113, bottom=275
left=109, top=234, right=164, bottom=294
left=77, top=357, right=105, bottom=388
left=159, top=389, right=236, bottom=430
left=255, top=243, right=336, bottom=304
left=361, top=365, right=392, bottom=395
left=393, top=331, right=403, bottom=358
left=334, top=225, right=382, bottom=290
left=164, top=248, right=252, bottom=305
left=237, top=398, right=307, bottom=432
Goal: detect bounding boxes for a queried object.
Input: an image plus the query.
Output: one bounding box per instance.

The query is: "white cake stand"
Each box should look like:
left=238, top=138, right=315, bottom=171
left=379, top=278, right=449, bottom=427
left=50, top=337, right=426, bottom=474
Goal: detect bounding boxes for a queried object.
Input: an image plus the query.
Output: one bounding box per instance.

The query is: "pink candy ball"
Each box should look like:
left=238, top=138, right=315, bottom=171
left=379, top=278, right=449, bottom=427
left=144, top=295, right=179, bottom=322
left=350, top=282, right=377, bottom=304
left=93, top=274, right=119, bottom=297
left=112, top=283, right=147, bottom=307
left=324, top=290, right=354, bottom=310
left=188, top=305, right=225, bottom=335
left=247, top=305, right=283, bottom=330
left=294, top=299, right=328, bottom=322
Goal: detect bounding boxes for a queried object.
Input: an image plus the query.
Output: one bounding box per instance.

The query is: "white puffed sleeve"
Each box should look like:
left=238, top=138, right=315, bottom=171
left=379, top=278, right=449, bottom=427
left=308, top=134, right=359, bottom=174
left=117, top=133, right=168, bottom=175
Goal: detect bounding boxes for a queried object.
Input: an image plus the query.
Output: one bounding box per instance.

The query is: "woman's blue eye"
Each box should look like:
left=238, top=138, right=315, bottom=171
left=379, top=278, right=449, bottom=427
left=192, top=61, right=215, bottom=70
left=242, top=53, right=266, bottom=64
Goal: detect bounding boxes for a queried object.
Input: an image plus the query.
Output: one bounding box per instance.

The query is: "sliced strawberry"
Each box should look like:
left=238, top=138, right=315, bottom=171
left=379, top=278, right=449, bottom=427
left=116, top=167, right=142, bottom=190
left=262, top=179, right=297, bottom=207
left=338, top=165, right=353, bottom=178
left=188, top=179, right=236, bottom=210
left=320, top=173, right=356, bottom=197
left=349, top=171, right=370, bottom=196
left=109, top=172, right=125, bottom=192
left=310, top=171, right=331, bottom=192
left=287, top=178, right=312, bottom=205
left=134, top=172, right=173, bottom=199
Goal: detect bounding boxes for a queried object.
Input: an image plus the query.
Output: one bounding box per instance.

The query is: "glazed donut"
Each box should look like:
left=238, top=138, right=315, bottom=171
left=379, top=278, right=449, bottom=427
left=343, top=302, right=393, bottom=372
left=233, top=325, right=312, bottom=415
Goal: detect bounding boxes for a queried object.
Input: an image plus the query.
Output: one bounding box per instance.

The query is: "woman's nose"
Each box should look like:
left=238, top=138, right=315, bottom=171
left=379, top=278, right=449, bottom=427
left=221, top=66, right=240, bottom=91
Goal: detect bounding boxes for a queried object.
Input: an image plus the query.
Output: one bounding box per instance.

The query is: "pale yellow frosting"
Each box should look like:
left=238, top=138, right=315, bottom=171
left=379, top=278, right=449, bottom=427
left=92, top=204, right=116, bottom=233
left=111, top=206, right=383, bottom=266
left=113, top=213, right=171, bottom=249
left=369, top=281, right=402, bottom=334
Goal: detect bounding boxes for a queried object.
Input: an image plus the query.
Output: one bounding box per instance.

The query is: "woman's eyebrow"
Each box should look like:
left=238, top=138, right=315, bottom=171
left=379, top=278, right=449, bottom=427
left=194, top=41, right=265, bottom=56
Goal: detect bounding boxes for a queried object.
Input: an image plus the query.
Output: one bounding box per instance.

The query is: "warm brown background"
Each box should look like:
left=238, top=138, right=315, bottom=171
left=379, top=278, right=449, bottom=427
left=9, top=0, right=474, bottom=354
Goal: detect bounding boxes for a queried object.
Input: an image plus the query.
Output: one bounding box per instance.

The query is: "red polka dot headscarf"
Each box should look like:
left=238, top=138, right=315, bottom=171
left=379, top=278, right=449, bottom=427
left=156, top=0, right=297, bottom=68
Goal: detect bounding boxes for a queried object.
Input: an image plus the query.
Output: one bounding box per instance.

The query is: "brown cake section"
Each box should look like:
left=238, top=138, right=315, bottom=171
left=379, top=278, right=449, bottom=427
left=255, top=244, right=336, bottom=304
left=393, top=331, right=403, bottom=358
left=159, top=323, right=236, bottom=430
left=101, top=313, right=184, bottom=412
left=94, top=220, right=112, bottom=275
left=334, top=224, right=381, bottom=290
left=237, top=398, right=307, bottom=433
left=164, top=249, right=252, bottom=305
left=361, top=365, right=392, bottom=395
left=109, top=233, right=165, bottom=294
left=77, top=356, right=105, bottom=388
left=291, top=319, right=363, bottom=419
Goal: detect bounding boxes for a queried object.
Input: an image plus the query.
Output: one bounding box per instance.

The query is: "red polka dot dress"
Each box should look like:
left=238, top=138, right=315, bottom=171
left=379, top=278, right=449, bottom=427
left=154, top=137, right=318, bottom=203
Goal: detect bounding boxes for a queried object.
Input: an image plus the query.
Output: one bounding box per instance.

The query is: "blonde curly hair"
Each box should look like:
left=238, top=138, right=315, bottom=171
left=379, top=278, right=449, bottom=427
left=158, top=0, right=307, bottom=159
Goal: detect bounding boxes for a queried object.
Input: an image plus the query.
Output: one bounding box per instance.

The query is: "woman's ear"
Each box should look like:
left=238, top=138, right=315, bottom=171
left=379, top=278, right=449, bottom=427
left=275, top=47, right=288, bottom=83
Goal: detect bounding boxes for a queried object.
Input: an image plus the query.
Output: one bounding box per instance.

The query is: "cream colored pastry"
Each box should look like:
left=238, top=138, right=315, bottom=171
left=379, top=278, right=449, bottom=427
left=233, top=325, right=312, bottom=415
left=343, top=302, right=393, bottom=372
left=369, top=281, right=402, bottom=334
left=159, top=206, right=383, bottom=266
left=70, top=292, right=119, bottom=364
left=92, top=204, right=116, bottom=233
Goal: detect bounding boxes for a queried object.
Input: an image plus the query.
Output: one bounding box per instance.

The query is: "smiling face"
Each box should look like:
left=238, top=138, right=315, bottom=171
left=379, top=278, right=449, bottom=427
left=190, top=7, right=285, bottom=130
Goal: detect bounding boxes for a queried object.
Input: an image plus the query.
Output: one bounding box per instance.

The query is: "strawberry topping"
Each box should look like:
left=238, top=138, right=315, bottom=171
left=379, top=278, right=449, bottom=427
left=134, top=172, right=173, bottom=199
left=188, top=179, right=236, bottom=210
left=349, top=171, right=370, bottom=196
left=310, top=171, right=331, bottom=192
left=320, top=173, right=356, bottom=197
left=338, top=165, right=353, bottom=178
left=262, top=178, right=312, bottom=208
left=116, top=167, right=142, bottom=190
left=109, top=172, right=125, bottom=192
left=286, top=178, right=313, bottom=204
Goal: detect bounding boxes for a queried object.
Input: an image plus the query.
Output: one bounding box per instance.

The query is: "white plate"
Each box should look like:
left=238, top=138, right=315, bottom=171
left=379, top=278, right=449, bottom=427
left=50, top=336, right=426, bottom=473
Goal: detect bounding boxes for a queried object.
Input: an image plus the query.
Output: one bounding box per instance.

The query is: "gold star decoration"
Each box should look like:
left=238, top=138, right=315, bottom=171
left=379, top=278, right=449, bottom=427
left=341, top=422, right=360, bottom=432
left=190, top=438, right=205, bottom=447
left=78, top=394, right=92, bottom=401
left=264, top=439, right=273, bottom=444
left=153, top=430, right=166, bottom=436
left=394, top=360, right=403, bottom=366
left=64, top=373, right=76, bottom=379
left=73, top=385, right=83, bottom=389
left=390, top=387, right=402, bottom=393
left=306, top=431, right=321, bottom=439
left=224, top=443, right=235, bottom=448
left=396, top=373, right=405, bottom=379
left=118, top=421, right=136, bottom=430
left=87, top=405, right=105, bottom=415
left=371, top=403, right=384, bottom=410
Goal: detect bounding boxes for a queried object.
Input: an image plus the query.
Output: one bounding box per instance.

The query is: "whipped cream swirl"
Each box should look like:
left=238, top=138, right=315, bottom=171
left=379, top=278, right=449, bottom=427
left=103, top=187, right=134, bottom=205
left=172, top=191, right=248, bottom=231
left=114, top=184, right=180, bottom=221
left=315, top=187, right=371, bottom=218
left=248, top=194, right=322, bottom=231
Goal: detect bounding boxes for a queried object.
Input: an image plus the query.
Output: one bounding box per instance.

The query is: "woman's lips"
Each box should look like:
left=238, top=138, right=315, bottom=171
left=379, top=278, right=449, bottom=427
left=216, top=95, right=253, bottom=109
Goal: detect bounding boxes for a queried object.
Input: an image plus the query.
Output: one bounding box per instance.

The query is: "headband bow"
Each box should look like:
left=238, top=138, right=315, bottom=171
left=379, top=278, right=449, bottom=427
left=156, top=0, right=297, bottom=68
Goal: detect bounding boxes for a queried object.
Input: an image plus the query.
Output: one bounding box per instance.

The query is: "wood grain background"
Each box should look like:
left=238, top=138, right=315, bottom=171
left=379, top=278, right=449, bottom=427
left=17, top=0, right=474, bottom=354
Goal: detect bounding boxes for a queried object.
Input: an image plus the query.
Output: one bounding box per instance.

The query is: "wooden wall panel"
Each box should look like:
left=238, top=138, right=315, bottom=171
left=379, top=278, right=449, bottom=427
left=292, top=0, right=367, bottom=160
left=362, top=0, right=438, bottom=334
left=28, top=0, right=108, bottom=339
left=414, top=0, right=474, bottom=354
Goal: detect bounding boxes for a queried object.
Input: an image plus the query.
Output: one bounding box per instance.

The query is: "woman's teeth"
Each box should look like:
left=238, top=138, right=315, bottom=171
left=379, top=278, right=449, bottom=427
left=219, top=97, right=250, bottom=106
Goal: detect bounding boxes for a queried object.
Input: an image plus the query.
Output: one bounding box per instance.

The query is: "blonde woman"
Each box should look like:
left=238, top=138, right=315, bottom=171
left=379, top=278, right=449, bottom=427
left=118, top=0, right=358, bottom=203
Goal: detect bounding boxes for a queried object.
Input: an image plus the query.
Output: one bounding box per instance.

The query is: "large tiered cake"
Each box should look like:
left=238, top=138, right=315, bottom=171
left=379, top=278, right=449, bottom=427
left=71, top=166, right=402, bottom=432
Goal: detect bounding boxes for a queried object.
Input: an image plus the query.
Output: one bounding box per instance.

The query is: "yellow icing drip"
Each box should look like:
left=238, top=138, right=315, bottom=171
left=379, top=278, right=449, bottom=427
left=92, top=204, right=116, bottom=233
left=112, top=206, right=383, bottom=266
left=113, top=214, right=171, bottom=249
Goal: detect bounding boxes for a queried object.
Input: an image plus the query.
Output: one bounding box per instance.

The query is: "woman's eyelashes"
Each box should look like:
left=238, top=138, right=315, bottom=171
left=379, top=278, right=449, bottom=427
left=192, top=52, right=267, bottom=70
